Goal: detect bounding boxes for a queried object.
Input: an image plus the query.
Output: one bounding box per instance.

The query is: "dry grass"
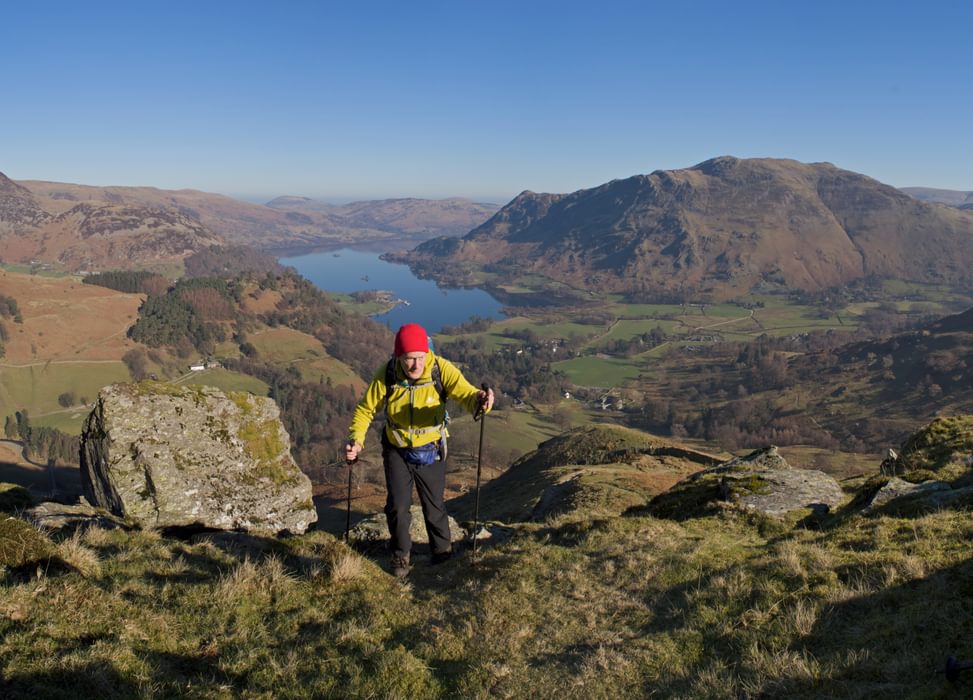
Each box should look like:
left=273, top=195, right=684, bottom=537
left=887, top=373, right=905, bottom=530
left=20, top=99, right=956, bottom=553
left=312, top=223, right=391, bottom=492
left=54, top=530, right=101, bottom=578
left=0, top=270, right=142, bottom=363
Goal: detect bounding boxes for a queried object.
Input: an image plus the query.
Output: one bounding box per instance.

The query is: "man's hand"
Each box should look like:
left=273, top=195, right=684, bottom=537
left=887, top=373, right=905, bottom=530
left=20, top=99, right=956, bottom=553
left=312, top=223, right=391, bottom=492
left=345, top=442, right=362, bottom=463
left=477, top=387, right=495, bottom=413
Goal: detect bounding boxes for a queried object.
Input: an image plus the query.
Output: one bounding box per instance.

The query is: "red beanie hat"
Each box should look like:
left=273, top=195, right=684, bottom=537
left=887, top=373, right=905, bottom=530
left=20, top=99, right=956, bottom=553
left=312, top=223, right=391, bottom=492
left=394, top=323, right=429, bottom=357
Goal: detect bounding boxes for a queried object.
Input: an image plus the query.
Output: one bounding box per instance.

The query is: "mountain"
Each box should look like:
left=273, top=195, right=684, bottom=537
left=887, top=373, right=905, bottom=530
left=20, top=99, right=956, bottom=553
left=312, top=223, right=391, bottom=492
left=0, top=172, right=51, bottom=233
left=398, top=157, right=973, bottom=299
left=901, top=187, right=973, bottom=210
left=13, top=178, right=499, bottom=257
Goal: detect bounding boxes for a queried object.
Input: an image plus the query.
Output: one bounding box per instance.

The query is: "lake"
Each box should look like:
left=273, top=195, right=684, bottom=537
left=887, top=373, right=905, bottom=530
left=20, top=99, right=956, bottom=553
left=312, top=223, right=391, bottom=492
left=279, top=248, right=505, bottom=333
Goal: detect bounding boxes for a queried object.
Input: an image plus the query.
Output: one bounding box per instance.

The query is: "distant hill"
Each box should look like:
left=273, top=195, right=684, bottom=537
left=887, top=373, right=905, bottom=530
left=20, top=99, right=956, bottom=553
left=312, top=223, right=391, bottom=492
left=2, top=175, right=499, bottom=270
left=0, top=173, right=224, bottom=270
left=266, top=196, right=500, bottom=240
left=901, top=187, right=973, bottom=210
left=398, top=157, right=973, bottom=299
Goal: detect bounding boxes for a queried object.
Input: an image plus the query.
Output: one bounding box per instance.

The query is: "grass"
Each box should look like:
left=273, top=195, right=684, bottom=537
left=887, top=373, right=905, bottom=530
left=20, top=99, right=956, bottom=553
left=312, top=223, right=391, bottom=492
left=246, top=327, right=364, bottom=389
left=551, top=356, right=642, bottom=388
left=3, top=484, right=972, bottom=698
left=179, top=368, right=270, bottom=397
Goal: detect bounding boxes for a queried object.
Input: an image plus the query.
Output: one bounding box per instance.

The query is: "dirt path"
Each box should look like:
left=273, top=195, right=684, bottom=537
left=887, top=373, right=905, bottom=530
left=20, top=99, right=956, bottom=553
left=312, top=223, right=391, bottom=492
left=0, top=359, right=125, bottom=368
left=692, top=309, right=756, bottom=331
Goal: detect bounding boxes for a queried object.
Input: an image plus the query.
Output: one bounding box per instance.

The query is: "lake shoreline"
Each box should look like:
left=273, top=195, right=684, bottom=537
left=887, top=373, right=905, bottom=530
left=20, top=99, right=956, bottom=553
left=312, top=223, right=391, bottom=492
left=278, top=247, right=507, bottom=333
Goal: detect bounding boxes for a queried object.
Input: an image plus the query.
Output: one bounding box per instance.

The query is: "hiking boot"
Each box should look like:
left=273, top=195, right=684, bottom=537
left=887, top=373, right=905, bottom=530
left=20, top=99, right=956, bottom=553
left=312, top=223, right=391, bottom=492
left=430, top=549, right=453, bottom=565
left=391, top=554, right=411, bottom=578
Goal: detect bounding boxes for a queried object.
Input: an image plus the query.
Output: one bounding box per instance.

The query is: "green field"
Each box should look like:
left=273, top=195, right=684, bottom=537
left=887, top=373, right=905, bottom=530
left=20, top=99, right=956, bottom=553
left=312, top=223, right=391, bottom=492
left=0, top=262, right=73, bottom=278
left=0, top=361, right=131, bottom=425
left=552, top=356, right=642, bottom=388
left=245, top=328, right=363, bottom=388
left=31, top=410, right=94, bottom=434
left=179, top=368, right=270, bottom=396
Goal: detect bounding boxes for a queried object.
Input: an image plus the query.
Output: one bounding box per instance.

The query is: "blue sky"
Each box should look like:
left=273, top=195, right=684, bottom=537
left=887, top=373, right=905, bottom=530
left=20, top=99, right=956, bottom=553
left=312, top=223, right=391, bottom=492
left=2, top=1, right=970, bottom=203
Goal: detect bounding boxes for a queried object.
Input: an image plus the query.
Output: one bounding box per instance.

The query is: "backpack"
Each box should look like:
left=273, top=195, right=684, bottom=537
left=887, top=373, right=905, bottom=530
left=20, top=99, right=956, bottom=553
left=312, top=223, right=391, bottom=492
left=384, top=356, right=450, bottom=461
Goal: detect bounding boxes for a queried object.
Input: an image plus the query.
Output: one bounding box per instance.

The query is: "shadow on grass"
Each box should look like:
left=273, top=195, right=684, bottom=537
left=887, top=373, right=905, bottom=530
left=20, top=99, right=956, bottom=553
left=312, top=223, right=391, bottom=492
left=772, top=555, right=973, bottom=697
left=3, top=662, right=141, bottom=700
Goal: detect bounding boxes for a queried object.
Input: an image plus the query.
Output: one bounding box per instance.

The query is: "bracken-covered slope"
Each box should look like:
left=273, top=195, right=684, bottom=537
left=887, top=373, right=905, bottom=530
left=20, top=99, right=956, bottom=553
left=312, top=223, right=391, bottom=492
left=401, top=157, right=973, bottom=299
left=791, top=306, right=973, bottom=448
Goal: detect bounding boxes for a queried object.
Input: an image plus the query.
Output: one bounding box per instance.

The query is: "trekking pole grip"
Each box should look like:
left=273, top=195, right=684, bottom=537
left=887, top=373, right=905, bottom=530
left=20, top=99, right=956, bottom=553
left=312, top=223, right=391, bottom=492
left=475, top=383, right=491, bottom=421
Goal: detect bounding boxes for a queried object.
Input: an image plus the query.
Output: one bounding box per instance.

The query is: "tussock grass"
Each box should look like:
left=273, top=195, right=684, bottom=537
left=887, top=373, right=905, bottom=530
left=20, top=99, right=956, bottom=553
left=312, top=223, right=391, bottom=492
left=54, top=531, right=101, bottom=579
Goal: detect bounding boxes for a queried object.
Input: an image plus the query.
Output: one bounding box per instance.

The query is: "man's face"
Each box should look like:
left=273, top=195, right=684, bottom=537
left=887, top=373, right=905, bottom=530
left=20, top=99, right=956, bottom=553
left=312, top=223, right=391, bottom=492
left=399, top=351, right=426, bottom=381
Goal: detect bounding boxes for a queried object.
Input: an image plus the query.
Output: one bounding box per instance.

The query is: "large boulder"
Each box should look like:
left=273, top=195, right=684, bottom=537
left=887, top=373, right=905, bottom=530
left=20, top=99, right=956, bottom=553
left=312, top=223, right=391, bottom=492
left=81, top=382, right=316, bottom=534
left=858, top=476, right=973, bottom=514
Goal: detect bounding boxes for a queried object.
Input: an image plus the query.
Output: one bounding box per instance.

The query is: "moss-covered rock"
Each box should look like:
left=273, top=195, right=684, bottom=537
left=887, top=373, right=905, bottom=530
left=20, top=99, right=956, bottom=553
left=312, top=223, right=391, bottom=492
left=898, top=415, right=973, bottom=474
left=80, top=382, right=316, bottom=534
left=649, top=446, right=845, bottom=521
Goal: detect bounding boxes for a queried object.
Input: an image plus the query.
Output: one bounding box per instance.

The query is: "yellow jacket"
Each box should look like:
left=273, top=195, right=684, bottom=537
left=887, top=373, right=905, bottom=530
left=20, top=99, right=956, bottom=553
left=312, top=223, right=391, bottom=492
left=347, top=351, right=486, bottom=449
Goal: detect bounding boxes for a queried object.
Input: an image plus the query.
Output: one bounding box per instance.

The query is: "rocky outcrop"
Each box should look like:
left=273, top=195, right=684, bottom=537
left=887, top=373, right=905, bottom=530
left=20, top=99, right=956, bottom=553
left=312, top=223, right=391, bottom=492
left=28, top=499, right=127, bottom=532
left=0, top=172, right=51, bottom=232
left=81, top=382, right=316, bottom=534
left=349, top=505, right=464, bottom=550
left=650, top=446, right=845, bottom=520
left=861, top=477, right=973, bottom=513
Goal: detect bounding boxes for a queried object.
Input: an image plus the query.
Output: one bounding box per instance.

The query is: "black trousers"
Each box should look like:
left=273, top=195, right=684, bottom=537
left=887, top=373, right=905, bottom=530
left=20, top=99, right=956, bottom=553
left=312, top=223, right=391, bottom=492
left=383, top=440, right=452, bottom=559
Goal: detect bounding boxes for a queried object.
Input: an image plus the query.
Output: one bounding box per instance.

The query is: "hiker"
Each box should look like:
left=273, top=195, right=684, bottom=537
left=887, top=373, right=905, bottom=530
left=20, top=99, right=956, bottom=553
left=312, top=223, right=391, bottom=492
left=345, top=323, right=494, bottom=577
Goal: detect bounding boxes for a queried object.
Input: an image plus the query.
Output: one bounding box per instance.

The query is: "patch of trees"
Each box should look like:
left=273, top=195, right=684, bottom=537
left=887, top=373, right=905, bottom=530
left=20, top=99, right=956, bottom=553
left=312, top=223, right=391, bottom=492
left=439, top=337, right=568, bottom=403
left=125, top=269, right=391, bottom=376
left=5, top=410, right=80, bottom=466
left=439, top=315, right=494, bottom=335
left=0, top=293, right=21, bottom=354
left=184, top=245, right=285, bottom=279
left=122, top=348, right=152, bottom=380
left=82, top=270, right=170, bottom=295
left=629, top=395, right=839, bottom=453
left=598, top=326, right=667, bottom=358
left=129, top=277, right=239, bottom=356
left=0, top=294, right=21, bottom=320
left=733, top=337, right=793, bottom=392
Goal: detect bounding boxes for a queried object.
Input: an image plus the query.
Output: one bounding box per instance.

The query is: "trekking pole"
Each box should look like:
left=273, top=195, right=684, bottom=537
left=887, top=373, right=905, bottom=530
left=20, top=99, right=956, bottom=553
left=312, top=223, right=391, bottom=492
left=344, top=456, right=357, bottom=542
left=471, top=384, right=490, bottom=565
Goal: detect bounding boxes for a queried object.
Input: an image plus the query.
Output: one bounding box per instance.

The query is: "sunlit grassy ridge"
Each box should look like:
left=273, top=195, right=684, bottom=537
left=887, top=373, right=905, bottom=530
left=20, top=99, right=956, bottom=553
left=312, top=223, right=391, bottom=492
left=4, top=418, right=973, bottom=697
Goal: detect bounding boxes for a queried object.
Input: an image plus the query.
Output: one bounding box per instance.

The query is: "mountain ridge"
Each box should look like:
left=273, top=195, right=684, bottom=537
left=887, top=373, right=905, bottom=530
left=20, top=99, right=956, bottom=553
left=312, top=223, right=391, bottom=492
left=1, top=174, right=500, bottom=270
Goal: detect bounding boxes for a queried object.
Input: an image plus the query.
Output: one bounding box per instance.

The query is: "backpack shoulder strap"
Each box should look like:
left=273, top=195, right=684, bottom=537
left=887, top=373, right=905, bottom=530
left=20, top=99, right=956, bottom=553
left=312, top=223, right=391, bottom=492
left=431, top=358, right=447, bottom=403
left=384, top=357, right=396, bottom=412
